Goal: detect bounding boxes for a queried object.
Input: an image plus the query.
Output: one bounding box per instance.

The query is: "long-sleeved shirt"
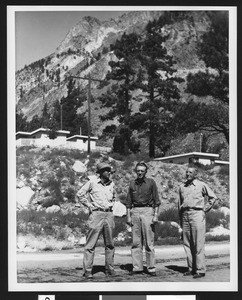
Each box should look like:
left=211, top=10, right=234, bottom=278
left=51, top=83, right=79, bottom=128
left=126, top=177, right=161, bottom=209
left=77, top=179, right=116, bottom=210
left=178, top=179, right=217, bottom=213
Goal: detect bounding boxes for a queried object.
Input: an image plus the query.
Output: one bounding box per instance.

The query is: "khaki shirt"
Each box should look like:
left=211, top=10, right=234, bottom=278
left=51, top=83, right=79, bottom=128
left=179, top=179, right=217, bottom=213
left=77, top=179, right=116, bottom=210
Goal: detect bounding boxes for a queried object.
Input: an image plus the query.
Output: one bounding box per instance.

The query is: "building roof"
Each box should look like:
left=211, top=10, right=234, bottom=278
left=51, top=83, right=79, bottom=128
left=16, top=128, right=70, bottom=138
left=154, top=152, right=220, bottom=161
left=66, top=135, right=98, bottom=141
left=215, top=160, right=230, bottom=165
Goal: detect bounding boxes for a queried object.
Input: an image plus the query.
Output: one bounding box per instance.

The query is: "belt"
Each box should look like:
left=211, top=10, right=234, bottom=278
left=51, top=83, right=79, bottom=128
left=93, top=207, right=113, bottom=212
left=182, top=207, right=204, bottom=212
left=133, top=205, right=153, bottom=208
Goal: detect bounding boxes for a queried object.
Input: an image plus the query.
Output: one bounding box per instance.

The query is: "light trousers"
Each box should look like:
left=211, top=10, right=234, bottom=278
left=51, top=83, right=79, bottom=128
left=182, top=209, right=206, bottom=273
left=83, top=211, right=115, bottom=274
left=131, top=207, right=156, bottom=273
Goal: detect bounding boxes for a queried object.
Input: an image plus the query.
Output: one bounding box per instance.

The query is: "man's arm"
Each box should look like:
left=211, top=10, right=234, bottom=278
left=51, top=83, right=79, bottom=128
left=204, top=196, right=217, bottom=213
left=126, top=208, right=132, bottom=226
left=152, top=180, right=160, bottom=224
left=76, top=181, right=92, bottom=210
left=152, top=205, right=159, bottom=224
left=112, top=182, right=116, bottom=202
left=203, top=183, right=217, bottom=213
left=126, top=184, right=133, bottom=226
left=178, top=186, right=183, bottom=227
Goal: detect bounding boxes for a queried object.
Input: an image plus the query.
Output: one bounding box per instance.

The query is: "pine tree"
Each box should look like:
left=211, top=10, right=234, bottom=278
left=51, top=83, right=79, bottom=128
left=16, top=110, right=29, bottom=131
left=41, top=103, right=51, bottom=128
left=131, top=16, right=183, bottom=157
left=27, top=115, right=42, bottom=131
left=58, top=79, right=88, bottom=135
left=99, top=32, right=141, bottom=155
left=185, top=11, right=229, bottom=143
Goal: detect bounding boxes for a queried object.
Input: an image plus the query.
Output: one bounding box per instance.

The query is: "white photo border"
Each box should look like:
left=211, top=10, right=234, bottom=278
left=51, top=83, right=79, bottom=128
left=7, top=5, right=238, bottom=292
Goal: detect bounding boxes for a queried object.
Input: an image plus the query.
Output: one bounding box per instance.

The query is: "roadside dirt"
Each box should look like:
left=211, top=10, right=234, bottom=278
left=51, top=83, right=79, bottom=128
left=17, top=242, right=230, bottom=283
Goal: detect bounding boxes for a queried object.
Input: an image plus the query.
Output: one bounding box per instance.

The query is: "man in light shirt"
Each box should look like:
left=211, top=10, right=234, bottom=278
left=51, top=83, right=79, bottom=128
left=178, top=167, right=217, bottom=279
left=76, top=162, right=116, bottom=279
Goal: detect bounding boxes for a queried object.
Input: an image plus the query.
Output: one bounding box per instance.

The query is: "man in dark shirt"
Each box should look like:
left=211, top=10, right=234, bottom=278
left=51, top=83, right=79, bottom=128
left=126, top=162, right=161, bottom=276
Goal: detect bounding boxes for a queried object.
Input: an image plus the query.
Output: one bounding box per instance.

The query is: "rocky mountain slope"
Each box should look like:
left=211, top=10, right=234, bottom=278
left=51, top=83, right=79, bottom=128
left=15, top=10, right=229, bottom=160
left=16, top=11, right=209, bottom=122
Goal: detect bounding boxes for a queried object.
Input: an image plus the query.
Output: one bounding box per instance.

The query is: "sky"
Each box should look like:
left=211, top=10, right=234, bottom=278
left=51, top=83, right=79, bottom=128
left=14, top=8, right=128, bottom=71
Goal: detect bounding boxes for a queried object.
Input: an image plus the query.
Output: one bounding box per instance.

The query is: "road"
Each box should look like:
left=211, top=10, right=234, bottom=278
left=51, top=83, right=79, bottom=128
left=17, top=242, right=230, bottom=283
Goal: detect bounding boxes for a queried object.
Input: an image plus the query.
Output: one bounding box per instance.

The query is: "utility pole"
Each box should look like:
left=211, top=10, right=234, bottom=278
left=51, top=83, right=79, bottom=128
left=60, top=104, right=63, bottom=130
left=200, top=133, right=203, bottom=152
left=70, top=74, right=107, bottom=155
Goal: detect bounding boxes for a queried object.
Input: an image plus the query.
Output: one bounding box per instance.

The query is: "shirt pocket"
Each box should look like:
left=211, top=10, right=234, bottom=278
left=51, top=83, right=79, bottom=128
left=131, top=190, right=138, bottom=201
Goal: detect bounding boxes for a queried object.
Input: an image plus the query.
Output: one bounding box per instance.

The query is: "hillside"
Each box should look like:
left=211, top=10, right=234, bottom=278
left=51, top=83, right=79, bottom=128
left=15, top=10, right=229, bottom=161
left=16, top=147, right=230, bottom=251
left=16, top=11, right=209, bottom=116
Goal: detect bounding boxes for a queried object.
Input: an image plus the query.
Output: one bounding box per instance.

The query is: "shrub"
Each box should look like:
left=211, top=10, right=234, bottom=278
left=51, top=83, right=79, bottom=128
left=167, top=179, right=174, bottom=189
left=59, top=211, right=89, bottom=229
left=90, top=151, right=102, bottom=159
left=64, top=187, right=76, bottom=203
left=49, top=156, right=60, bottom=168
left=69, top=170, right=76, bottom=185
left=109, top=152, right=125, bottom=161
left=155, top=222, right=180, bottom=240
left=113, top=217, right=127, bottom=238
left=218, top=165, right=229, bottom=176
left=205, top=234, right=230, bottom=242
left=17, top=209, right=89, bottom=237
left=158, top=207, right=179, bottom=223
left=41, top=175, right=63, bottom=205
left=206, top=209, right=230, bottom=231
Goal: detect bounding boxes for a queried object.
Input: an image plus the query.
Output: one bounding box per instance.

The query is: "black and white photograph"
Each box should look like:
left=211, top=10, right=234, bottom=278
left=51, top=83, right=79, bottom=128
left=7, top=5, right=237, bottom=292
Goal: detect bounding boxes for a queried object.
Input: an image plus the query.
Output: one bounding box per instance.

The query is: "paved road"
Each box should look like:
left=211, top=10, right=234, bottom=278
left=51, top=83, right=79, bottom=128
left=17, top=242, right=230, bottom=283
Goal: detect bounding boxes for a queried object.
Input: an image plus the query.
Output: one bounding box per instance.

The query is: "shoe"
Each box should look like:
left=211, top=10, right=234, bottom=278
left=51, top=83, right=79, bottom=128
left=83, top=272, right=93, bottom=279
left=105, top=270, right=116, bottom=276
left=183, top=271, right=194, bottom=276
left=128, top=270, right=143, bottom=275
left=193, top=273, right=205, bottom=279
left=148, top=272, right=156, bottom=277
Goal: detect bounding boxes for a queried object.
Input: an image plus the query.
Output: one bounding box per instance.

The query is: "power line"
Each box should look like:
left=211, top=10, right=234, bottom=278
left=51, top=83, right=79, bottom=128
left=69, top=74, right=107, bottom=155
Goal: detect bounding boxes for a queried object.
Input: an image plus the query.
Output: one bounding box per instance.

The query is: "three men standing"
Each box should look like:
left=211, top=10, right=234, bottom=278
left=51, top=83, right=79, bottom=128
left=76, top=162, right=116, bottom=279
left=77, top=161, right=216, bottom=280
left=178, top=167, right=217, bottom=278
left=126, top=162, right=161, bottom=276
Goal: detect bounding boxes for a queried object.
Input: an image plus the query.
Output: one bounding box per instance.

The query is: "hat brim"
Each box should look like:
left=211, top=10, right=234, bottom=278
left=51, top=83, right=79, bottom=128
left=96, top=167, right=111, bottom=173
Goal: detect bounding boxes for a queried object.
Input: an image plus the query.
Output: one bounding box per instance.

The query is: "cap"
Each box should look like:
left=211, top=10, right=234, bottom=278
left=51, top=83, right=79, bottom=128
left=96, top=162, right=112, bottom=173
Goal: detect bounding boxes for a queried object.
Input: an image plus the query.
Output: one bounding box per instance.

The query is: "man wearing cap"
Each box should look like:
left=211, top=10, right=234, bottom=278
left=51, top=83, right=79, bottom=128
left=178, top=167, right=217, bottom=279
left=126, top=162, right=161, bottom=276
left=76, top=162, right=116, bottom=279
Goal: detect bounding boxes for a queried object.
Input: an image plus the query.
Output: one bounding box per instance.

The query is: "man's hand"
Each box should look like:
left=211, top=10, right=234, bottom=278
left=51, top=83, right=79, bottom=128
left=152, top=213, right=158, bottom=224
left=88, top=206, right=92, bottom=215
left=126, top=216, right=133, bottom=227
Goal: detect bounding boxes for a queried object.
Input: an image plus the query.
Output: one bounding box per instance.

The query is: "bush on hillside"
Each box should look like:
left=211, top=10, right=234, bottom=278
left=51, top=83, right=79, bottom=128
left=206, top=209, right=230, bottom=231
left=64, top=187, right=76, bottom=203
left=17, top=209, right=89, bottom=238
left=218, top=164, right=229, bottom=176
left=158, top=207, right=180, bottom=223
left=113, top=216, right=128, bottom=238
left=155, top=222, right=180, bottom=240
